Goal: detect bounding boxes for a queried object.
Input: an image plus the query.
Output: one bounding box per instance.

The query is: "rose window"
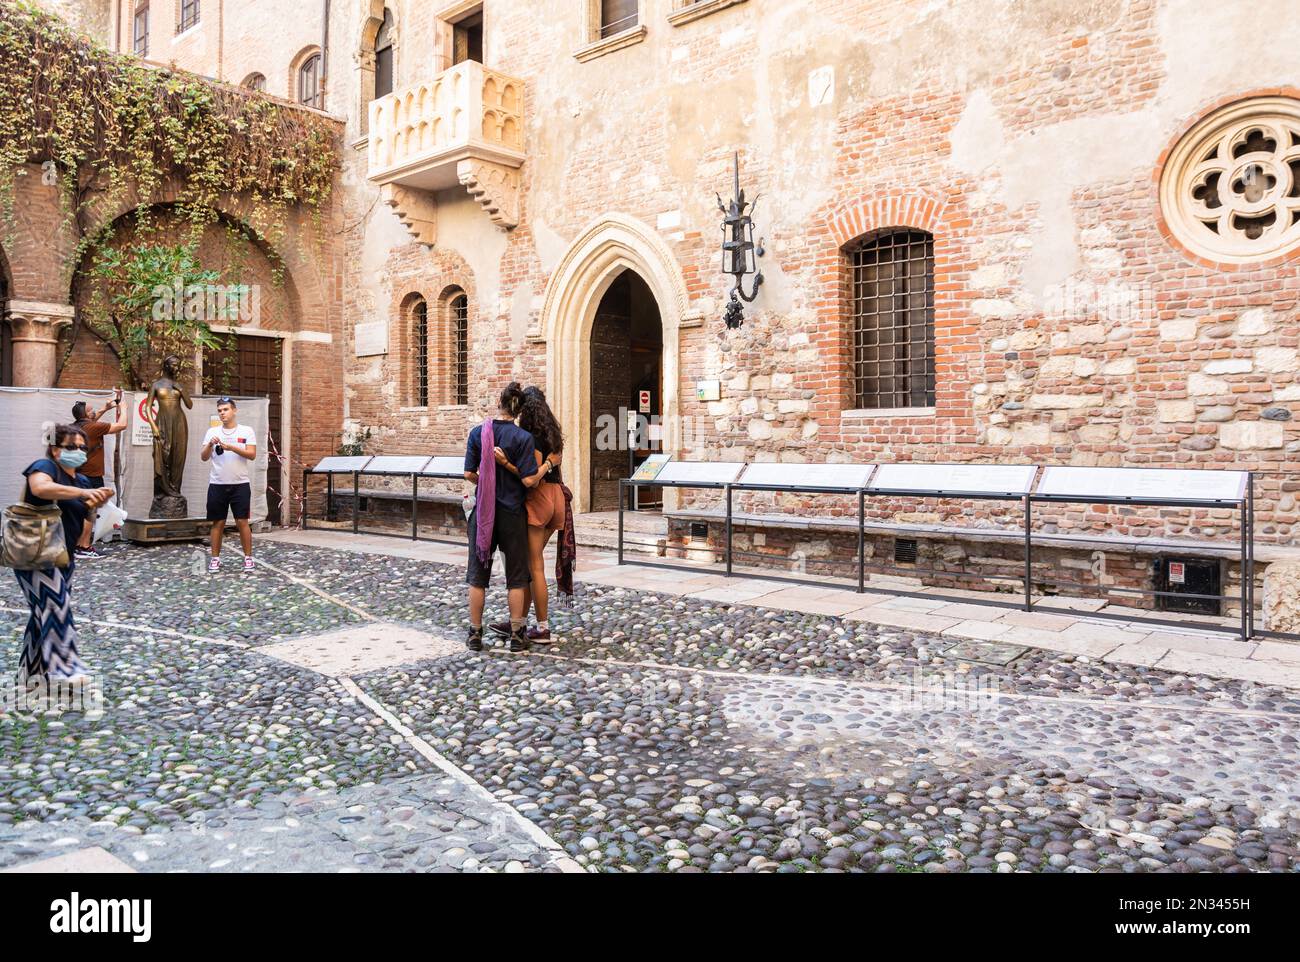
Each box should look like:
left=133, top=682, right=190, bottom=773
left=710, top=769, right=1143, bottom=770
left=1160, top=96, right=1300, bottom=264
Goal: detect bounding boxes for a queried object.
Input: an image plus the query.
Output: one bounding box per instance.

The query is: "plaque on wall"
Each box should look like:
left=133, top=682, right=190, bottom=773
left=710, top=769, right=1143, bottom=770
left=655, top=461, right=746, bottom=485
left=312, top=456, right=374, bottom=474
left=1036, top=466, right=1248, bottom=503
left=738, top=462, right=875, bottom=490
left=354, top=320, right=389, bottom=357
left=870, top=463, right=1039, bottom=496
left=365, top=455, right=432, bottom=473
left=421, top=456, right=468, bottom=477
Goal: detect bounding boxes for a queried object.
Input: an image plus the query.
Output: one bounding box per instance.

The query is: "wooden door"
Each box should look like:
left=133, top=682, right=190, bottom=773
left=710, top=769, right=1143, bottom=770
left=203, top=334, right=284, bottom=524
left=589, top=311, right=631, bottom=512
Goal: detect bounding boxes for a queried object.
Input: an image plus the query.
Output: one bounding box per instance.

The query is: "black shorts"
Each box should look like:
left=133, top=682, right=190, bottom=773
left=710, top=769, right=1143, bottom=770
left=207, top=482, right=252, bottom=521
left=465, top=506, right=530, bottom=589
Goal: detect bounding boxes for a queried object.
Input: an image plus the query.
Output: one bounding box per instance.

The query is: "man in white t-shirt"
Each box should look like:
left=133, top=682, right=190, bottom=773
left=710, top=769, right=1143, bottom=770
left=200, top=396, right=258, bottom=573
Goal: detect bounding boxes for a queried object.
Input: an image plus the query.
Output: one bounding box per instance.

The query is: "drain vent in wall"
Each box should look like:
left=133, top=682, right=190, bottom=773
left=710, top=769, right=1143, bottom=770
left=894, top=537, right=918, bottom=564
left=690, top=522, right=709, bottom=541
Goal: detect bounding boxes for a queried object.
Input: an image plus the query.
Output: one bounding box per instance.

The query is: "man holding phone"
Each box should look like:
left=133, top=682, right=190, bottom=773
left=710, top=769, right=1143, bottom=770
left=201, top=396, right=258, bottom=573
left=71, top=387, right=127, bottom=561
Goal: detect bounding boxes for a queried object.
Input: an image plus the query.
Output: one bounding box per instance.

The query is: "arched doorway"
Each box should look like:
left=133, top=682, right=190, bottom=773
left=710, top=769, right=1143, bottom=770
left=589, top=270, right=662, bottom=511
left=540, top=213, right=692, bottom=514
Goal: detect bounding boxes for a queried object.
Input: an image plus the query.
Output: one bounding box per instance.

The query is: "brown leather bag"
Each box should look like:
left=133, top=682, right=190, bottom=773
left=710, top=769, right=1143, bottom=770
left=0, top=502, right=69, bottom=570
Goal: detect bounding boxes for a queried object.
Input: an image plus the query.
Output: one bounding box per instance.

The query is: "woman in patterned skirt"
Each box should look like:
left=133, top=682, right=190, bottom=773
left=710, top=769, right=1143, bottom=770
left=15, top=424, right=114, bottom=690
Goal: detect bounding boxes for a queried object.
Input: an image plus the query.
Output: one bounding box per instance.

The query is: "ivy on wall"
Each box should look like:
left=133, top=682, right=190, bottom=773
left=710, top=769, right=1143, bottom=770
left=0, top=1, right=340, bottom=260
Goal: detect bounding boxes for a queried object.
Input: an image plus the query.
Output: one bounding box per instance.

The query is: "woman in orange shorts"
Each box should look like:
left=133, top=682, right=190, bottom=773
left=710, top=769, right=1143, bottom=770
left=493, top=386, right=573, bottom=641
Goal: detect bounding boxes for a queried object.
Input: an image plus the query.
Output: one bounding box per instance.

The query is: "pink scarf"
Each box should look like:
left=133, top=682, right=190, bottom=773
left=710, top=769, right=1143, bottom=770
left=475, top=418, right=495, bottom=565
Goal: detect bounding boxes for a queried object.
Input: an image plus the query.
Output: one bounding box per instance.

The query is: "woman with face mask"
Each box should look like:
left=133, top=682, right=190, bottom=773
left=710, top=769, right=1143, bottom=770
left=14, top=423, right=114, bottom=690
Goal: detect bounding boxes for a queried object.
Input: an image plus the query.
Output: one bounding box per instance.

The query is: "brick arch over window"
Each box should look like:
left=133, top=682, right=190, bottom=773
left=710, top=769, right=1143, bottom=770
left=437, top=286, right=469, bottom=407
left=398, top=291, right=431, bottom=407
left=821, top=193, right=962, bottom=416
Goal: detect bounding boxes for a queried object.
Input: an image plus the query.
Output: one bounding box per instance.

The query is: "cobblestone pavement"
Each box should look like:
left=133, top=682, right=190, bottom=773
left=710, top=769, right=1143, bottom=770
left=2, top=541, right=1298, bottom=873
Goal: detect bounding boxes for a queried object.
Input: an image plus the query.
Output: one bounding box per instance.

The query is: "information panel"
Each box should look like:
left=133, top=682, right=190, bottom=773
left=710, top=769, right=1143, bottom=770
left=1036, top=466, right=1247, bottom=502
left=421, top=456, right=467, bottom=478
left=654, top=461, right=747, bottom=485
left=739, top=462, right=875, bottom=490
left=870, top=463, right=1038, bottom=496
left=365, top=455, right=432, bottom=473
left=631, top=454, right=671, bottom=482
left=312, top=456, right=373, bottom=474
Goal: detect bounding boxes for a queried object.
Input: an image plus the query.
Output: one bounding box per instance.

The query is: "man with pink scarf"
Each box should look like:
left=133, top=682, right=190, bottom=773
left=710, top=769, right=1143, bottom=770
left=463, top=382, right=539, bottom=652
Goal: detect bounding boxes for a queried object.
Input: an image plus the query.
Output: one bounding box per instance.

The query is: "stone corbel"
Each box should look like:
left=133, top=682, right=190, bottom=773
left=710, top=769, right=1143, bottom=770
left=6, top=300, right=75, bottom=387
left=457, top=158, right=520, bottom=230
left=381, top=183, right=437, bottom=247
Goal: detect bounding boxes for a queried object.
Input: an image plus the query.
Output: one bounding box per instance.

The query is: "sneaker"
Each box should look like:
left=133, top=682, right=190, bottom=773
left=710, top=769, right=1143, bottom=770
left=526, top=626, right=552, bottom=643
left=208, top=557, right=221, bottom=574
left=508, top=626, right=530, bottom=654
left=488, top=621, right=512, bottom=638
left=74, top=547, right=103, bottom=561
left=243, top=556, right=256, bottom=572
left=466, top=626, right=484, bottom=652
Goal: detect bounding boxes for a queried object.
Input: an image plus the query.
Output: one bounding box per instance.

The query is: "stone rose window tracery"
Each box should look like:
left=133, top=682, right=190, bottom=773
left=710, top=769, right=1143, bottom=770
left=1161, top=96, right=1300, bottom=265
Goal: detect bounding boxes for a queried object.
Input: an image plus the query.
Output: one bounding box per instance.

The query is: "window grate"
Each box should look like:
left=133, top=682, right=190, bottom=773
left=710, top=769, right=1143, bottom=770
left=413, top=299, right=429, bottom=407
left=452, top=294, right=469, bottom=406
left=851, top=229, right=935, bottom=409
left=894, top=537, right=918, bottom=564
left=177, top=0, right=199, bottom=33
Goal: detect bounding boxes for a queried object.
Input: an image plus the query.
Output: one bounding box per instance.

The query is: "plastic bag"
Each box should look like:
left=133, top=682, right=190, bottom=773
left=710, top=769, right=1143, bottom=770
left=92, top=499, right=128, bottom=543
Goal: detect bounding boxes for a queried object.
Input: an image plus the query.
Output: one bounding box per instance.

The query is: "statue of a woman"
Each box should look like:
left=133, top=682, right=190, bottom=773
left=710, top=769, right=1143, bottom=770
left=146, top=354, right=193, bottom=518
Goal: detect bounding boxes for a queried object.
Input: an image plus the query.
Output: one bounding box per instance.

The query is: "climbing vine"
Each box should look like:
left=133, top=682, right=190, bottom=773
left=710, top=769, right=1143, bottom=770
left=0, top=1, right=339, bottom=266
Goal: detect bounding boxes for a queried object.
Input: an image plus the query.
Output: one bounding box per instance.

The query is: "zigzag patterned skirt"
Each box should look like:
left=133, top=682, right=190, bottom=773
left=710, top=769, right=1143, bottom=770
left=14, top=564, right=87, bottom=679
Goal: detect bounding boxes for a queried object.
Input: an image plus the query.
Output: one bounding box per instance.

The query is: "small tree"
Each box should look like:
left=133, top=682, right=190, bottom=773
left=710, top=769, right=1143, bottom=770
left=81, top=241, right=227, bottom=389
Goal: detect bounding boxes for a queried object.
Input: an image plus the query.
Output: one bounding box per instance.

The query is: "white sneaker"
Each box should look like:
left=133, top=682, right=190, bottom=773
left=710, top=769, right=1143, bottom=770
left=208, top=557, right=221, bottom=574
left=243, top=556, right=256, bottom=572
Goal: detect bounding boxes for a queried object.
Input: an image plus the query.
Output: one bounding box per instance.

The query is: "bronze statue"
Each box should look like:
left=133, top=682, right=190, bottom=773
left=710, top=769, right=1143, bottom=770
left=146, top=354, right=192, bottom=518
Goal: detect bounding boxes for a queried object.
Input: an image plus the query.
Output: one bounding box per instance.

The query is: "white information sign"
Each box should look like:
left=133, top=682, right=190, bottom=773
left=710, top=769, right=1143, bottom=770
left=354, top=320, right=389, bottom=357
left=366, top=455, right=432, bottom=473
left=739, top=462, right=875, bottom=490
left=655, top=461, right=746, bottom=485
left=130, top=392, right=154, bottom=446
left=870, top=463, right=1038, bottom=496
left=312, top=456, right=373, bottom=473
left=1036, top=466, right=1247, bottom=502
left=421, top=456, right=467, bottom=477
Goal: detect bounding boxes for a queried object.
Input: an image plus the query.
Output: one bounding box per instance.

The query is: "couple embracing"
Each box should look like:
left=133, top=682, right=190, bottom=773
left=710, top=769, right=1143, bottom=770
left=463, top=382, right=575, bottom=653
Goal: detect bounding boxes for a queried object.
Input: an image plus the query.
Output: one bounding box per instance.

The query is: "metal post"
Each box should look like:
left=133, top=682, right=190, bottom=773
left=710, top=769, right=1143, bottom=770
left=411, top=473, right=419, bottom=541
left=857, top=489, right=866, bottom=593
left=1247, top=472, right=1256, bottom=639
left=617, top=480, right=625, bottom=567
left=725, top=483, right=733, bottom=577
left=326, top=472, right=335, bottom=521
left=1023, top=495, right=1032, bottom=612
left=352, top=470, right=359, bottom=535
left=301, top=469, right=311, bottom=530
left=1240, top=494, right=1249, bottom=641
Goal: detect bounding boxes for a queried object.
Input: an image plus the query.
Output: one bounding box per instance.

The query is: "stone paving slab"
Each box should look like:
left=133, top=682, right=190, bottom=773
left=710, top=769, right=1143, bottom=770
left=2, top=846, right=135, bottom=873
left=260, top=623, right=462, bottom=677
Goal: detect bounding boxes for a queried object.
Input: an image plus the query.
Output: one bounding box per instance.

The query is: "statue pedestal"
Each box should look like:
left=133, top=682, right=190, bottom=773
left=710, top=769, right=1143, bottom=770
left=124, top=517, right=211, bottom=544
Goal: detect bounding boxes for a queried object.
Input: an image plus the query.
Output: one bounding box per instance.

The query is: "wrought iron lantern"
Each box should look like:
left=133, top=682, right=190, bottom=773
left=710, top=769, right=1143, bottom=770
left=717, top=151, right=764, bottom=329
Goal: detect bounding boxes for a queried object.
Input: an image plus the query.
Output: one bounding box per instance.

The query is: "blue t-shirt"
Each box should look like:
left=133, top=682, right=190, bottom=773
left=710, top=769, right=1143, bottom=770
left=22, top=458, right=93, bottom=560
left=464, top=420, right=538, bottom=512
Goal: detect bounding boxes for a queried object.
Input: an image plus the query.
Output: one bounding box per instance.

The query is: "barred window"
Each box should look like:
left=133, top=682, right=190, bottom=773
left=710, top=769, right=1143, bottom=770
left=133, top=3, right=149, bottom=57
left=412, top=297, right=429, bottom=407
left=451, top=293, right=469, bottom=406
left=242, top=73, right=266, bottom=92
left=177, top=0, right=199, bottom=33
left=849, top=229, right=935, bottom=409
left=601, top=0, right=638, bottom=38
left=298, top=53, right=323, bottom=109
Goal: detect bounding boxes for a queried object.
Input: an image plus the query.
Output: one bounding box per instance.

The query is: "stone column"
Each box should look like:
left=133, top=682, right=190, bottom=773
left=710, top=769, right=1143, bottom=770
left=6, top=300, right=75, bottom=387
